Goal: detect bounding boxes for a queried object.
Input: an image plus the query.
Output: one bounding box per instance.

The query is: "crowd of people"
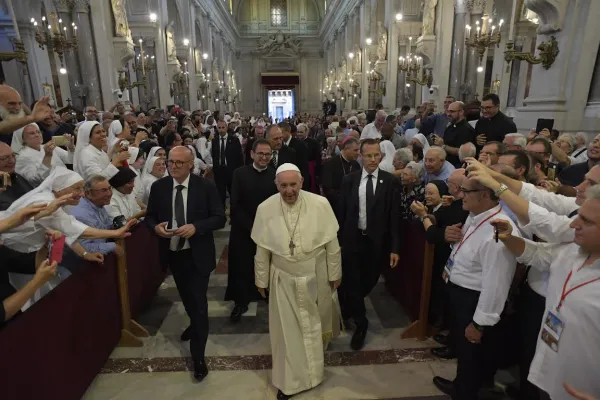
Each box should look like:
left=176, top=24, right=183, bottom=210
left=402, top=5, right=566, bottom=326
left=0, top=83, right=598, bottom=400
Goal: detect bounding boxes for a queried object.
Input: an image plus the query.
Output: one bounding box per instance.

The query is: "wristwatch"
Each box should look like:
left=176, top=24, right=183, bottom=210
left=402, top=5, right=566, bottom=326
left=419, top=215, right=429, bottom=222
left=82, top=251, right=88, bottom=258
left=494, top=183, right=509, bottom=198
left=472, top=320, right=485, bottom=332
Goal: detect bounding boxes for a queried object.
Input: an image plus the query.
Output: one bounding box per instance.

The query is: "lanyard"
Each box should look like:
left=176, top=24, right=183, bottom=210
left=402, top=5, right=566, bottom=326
left=558, top=256, right=600, bottom=311
left=451, top=206, right=503, bottom=259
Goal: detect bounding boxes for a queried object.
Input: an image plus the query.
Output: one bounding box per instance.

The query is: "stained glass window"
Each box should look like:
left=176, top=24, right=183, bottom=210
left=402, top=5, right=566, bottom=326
left=271, top=0, right=288, bottom=27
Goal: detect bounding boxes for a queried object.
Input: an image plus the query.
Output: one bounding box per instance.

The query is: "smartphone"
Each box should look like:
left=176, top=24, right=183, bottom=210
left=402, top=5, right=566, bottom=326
left=53, top=135, right=68, bottom=147
left=48, top=234, right=66, bottom=264
left=535, top=118, right=554, bottom=134
left=0, top=173, right=8, bottom=189
left=547, top=164, right=557, bottom=181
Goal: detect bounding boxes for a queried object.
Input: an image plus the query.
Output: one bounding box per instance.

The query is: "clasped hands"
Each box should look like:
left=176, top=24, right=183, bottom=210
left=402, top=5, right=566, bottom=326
left=155, top=221, right=196, bottom=239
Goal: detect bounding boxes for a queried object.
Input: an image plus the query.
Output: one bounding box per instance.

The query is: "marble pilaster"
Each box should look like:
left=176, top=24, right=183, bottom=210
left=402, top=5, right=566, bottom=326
left=463, top=11, right=482, bottom=102
left=74, top=0, right=103, bottom=108
left=20, top=26, right=53, bottom=101
left=382, top=0, right=398, bottom=110
left=430, top=0, right=454, bottom=109
left=449, top=0, right=468, bottom=99
left=360, top=1, right=370, bottom=109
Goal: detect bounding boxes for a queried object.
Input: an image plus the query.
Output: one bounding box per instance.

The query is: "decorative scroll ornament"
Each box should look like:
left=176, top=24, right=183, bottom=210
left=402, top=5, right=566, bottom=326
left=111, top=0, right=130, bottom=38
left=256, top=31, right=303, bottom=57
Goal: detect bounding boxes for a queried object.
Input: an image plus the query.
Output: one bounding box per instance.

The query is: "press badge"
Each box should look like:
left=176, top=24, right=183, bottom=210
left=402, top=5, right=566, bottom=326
left=540, top=310, right=564, bottom=353
left=442, top=257, right=454, bottom=283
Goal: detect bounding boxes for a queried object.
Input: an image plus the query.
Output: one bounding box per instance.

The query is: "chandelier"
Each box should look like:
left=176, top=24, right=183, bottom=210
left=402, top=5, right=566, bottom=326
left=465, top=14, right=503, bottom=67
left=31, top=13, right=77, bottom=74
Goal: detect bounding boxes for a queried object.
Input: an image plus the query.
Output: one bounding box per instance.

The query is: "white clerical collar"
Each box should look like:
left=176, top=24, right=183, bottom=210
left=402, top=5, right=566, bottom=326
left=253, top=163, right=267, bottom=172
left=361, top=167, right=379, bottom=180
left=470, top=203, right=502, bottom=225
left=173, top=174, right=190, bottom=189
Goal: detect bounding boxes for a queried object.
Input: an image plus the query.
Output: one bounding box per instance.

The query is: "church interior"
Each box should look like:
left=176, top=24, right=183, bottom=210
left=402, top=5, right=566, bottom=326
left=0, top=0, right=598, bottom=399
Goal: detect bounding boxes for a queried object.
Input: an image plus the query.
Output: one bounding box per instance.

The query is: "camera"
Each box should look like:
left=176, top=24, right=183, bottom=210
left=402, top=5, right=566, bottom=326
left=113, top=89, right=123, bottom=99
left=429, top=87, right=434, bottom=94
left=112, top=215, right=127, bottom=230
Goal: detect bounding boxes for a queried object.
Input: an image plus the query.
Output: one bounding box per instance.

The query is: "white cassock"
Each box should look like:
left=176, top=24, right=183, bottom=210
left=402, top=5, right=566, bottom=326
left=15, top=146, right=74, bottom=187
left=251, top=191, right=341, bottom=396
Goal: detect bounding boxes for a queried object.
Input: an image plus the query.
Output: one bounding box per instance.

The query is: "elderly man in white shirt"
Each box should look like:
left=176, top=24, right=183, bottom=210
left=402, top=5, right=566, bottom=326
left=13, top=123, right=75, bottom=187
left=432, top=175, right=521, bottom=400
left=492, top=186, right=600, bottom=400
left=359, top=110, right=387, bottom=140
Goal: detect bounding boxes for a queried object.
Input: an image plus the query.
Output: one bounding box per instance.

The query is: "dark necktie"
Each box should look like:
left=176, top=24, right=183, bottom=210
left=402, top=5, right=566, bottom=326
left=220, top=137, right=226, bottom=166
left=366, top=174, right=374, bottom=227
left=174, top=185, right=186, bottom=250
left=271, top=150, right=278, bottom=168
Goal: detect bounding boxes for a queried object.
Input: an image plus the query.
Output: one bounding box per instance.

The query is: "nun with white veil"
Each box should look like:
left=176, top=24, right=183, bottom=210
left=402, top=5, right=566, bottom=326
left=187, top=144, right=208, bottom=175
left=411, top=133, right=431, bottom=153
left=378, top=140, right=397, bottom=173
left=141, top=156, right=166, bottom=204
left=13, top=123, right=75, bottom=187
left=146, top=146, right=168, bottom=176
left=107, top=119, right=124, bottom=150
left=74, top=121, right=128, bottom=181
left=1, top=167, right=135, bottom=310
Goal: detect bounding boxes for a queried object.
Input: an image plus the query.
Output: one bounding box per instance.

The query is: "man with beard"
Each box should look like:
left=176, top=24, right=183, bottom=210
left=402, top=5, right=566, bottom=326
left=0, top=86, right=52, bottom=144
left=475, top=93, right=517, bottom=147
left=225, top=139, right=278, bottom=322
left=38, top=113, right=75, bottom=143
left=0, top=143, right=33, bottom=211
left=433, top=101, right=476, bottom=168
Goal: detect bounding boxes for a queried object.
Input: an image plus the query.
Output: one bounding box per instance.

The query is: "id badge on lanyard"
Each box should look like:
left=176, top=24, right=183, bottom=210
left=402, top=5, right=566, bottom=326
left=540, top=309, right=564, bottom=353
left=442, top=257, right=454, bottom=283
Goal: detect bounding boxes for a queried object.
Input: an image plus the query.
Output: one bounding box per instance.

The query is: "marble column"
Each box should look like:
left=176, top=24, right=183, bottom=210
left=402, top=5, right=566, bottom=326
left=187, top=6, right=198, bottom=111
left=54, top=0, right=83, bottom=109
left=74, top=0, right=102, bottom=108
left=360, top=1, right=370, bottom=109
left=430, top=0, right=454, bottom=109
left=449, top=0, right=468, bottom=99
left=463, top=12, right=482, bottom=102
left=20, top=25, right=53, bottom=101
left=383, top=0, right=398, bottom=110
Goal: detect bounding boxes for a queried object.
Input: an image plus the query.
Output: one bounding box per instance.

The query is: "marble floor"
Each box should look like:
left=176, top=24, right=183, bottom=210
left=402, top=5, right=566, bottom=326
left=83, top=223, right=502, bottom=400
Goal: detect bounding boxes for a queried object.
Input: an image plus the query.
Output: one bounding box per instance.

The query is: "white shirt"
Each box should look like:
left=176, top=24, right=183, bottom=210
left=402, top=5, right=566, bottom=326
left=170, top=174, right=190, bottom=251
left=217, top=134, right=227, bottom=166
left=15, top=145, right=74, bottom=187
left=106, top=189, right=142, bottom=220
left=518, top=182, right=578, bottom=296
left=358, top=168, right=379, bottom=230
left=76, top=144, right=119, bottom=181
left=284, top=136, right=292, bottom=146
left=360, top=122, right=382, bottom=140
left=0, top=192, right=88, bottom=253
left=570, top=147, right=589, bottom=165
left=448, top=204, right=521, bottom=326
left=141, top=174, right=159, bottom=205
left=517, top=241, right=600, bottom=400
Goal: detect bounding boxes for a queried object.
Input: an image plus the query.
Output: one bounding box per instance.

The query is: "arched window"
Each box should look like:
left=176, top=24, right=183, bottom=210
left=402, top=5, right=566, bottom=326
left=270, top=0, right=288, bottom=27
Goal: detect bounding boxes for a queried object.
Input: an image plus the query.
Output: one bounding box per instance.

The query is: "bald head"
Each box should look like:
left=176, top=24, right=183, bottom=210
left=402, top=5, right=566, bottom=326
left=447, top=101, right=466, bottom=124
left=447, top=169, right=466, bottom=197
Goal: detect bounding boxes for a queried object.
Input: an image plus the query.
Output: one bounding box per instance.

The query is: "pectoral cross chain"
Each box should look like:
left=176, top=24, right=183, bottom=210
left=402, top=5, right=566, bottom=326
left=289, top=239, right=296, bottom=256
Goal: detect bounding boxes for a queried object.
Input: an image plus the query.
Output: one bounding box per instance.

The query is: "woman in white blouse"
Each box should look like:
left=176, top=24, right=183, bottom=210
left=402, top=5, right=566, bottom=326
left=13, top=123, right=75, bottom=187
left=141, top=156, right=166, bottom=204
left=195, top=132, right=214, bottom=167
left=74, top=121, right=129, bottom=181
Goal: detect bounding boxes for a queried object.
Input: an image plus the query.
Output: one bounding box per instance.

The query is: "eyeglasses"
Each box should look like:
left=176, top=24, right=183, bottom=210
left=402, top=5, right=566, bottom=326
left=0, top=154, right=16, bottom=163
left=167, top=160, right=190, bottom=168
left=90, top=188, right=112, bottom=194
left=255, top=152, right=272, bottom=158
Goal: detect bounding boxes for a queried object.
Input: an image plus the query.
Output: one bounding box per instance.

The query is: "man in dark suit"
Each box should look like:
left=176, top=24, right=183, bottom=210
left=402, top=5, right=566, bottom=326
left=266, top=124, right=297, bottom=169
left=321, top=137, right=360, bottom=216
left=146, top=146, right=226, bottom=382
left=279, top=122, right=310, bottom=190
left=337, top=138, right=400, bottom=350
left=211, top=119, right=244, bottom=205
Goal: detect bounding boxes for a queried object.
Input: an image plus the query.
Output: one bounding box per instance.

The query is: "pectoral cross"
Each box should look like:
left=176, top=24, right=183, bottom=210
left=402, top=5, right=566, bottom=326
left=289, top=239, right=296, bottom=256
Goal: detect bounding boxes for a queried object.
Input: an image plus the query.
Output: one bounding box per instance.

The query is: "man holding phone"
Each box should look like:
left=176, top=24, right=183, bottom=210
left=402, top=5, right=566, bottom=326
left=475, top=94, right=516, bottom=147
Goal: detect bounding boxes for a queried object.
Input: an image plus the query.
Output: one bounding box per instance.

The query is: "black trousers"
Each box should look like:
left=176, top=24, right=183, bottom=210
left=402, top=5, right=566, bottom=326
left=448, top=281, right=505, bottom=400
left=169, top=249, right=210, bottom=362
left=517, top=282, right=547, bottom=400
left=213, top=169, right=233, bottom=206
left=339, top=232, right=382, bottom=326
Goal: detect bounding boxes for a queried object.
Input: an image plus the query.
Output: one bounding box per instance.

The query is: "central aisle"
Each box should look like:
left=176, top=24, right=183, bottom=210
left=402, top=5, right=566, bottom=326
left=83, top=224, right=458, bottom=399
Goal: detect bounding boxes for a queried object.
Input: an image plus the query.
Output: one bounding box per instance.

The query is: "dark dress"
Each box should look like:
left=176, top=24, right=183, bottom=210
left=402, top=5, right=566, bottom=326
left=225, top=165, right=278, bottom=306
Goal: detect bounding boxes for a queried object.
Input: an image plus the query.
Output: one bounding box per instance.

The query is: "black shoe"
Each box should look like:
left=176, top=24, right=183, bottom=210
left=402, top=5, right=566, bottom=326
left=504, top=384, right=520, bottom=400
left=433, top=333, right=449, bottom=346
left=431, top=346, right=456, bottom=360
left=432, top=376, right=455, bottom=397
left=277, top=389, right=293, bottom=399
left=230, top=304, right=249, bottom=323
left=350, top=319, right=368, bottom=351
left=180, top=325, right=193, bottom=341
left=193, top=360, right=209, bottom=382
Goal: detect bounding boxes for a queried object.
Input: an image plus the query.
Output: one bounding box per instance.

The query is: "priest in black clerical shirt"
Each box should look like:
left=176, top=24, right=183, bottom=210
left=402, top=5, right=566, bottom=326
left=321, top=136, right=361, bottom=216
left=433, top=101, right=476, bottom=168
left=475, top=93, right=517, bottom=147
left=225, top=138, right=278, bottom=323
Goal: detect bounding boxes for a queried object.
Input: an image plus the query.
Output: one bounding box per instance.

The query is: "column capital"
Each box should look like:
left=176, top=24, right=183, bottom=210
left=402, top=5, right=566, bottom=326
left=466, top=0, right=486, bottom=14
left=454, top=0, right=468, bottom=14
left=73, top=0, right=90, bottom=14
left=54, top=0, right=71, bottom=13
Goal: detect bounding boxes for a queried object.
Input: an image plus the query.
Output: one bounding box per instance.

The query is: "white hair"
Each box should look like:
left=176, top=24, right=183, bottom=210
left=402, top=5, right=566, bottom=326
left=575, top=132, right=588, bottom=146
left=505, top=133, right=527, bottom=148
left=394, top=148, right=413, bottom=165
left=427, top=146, right=447, bottom=160
left=558, top=134, right=576, bottom=153
left=405, top=161, right=425, bottom=183
left=458, top=142, right=477, bottom=162
left=587, top=184, right=600, bottom=201
left=376, top=110, right=388, bottom=119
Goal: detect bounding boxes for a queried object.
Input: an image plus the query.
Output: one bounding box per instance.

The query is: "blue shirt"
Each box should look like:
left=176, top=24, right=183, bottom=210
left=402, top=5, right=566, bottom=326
left=424, top=161, right=455, bottom=184
left=420, top=113, right=449, bottom=137
left=62, top=198, right=116, bottom=271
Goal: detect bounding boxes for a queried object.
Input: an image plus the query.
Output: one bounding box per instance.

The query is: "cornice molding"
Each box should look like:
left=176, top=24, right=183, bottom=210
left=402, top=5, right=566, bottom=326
left=192, top=0, right=237, bottom=47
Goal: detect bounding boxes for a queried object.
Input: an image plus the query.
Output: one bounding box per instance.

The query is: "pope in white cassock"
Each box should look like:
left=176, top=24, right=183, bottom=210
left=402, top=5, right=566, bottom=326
left=251, top=163, right=342, bottom=400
